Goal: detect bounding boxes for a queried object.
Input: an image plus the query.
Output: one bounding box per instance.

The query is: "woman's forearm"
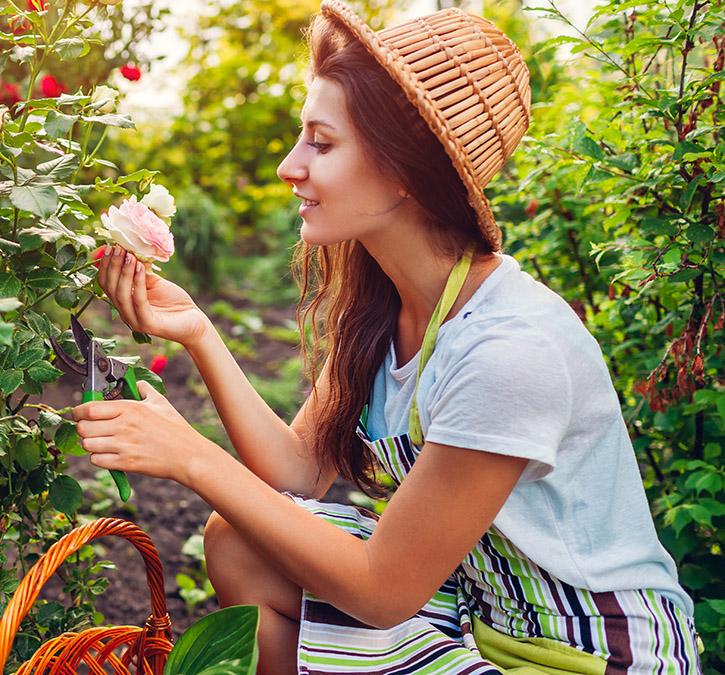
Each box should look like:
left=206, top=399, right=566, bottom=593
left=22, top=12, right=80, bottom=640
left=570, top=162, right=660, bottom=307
left=182, top=315, right=324, bottom=495
left=182, top=439, right=384, bottom=627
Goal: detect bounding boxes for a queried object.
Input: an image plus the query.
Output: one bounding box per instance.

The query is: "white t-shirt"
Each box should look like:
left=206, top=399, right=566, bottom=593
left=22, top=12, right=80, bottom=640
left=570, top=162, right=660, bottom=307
left=367, top=252, right=693, bottom=616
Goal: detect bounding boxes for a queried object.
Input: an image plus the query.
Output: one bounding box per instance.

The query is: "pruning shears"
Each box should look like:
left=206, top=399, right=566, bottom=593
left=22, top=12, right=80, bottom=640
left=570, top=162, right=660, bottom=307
left=49, top=314, right=140, bottom=502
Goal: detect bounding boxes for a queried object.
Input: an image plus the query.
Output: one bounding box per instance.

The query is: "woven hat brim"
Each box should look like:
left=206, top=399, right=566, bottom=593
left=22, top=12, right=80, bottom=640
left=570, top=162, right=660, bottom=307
left=320, top=0, right=514, bottom=251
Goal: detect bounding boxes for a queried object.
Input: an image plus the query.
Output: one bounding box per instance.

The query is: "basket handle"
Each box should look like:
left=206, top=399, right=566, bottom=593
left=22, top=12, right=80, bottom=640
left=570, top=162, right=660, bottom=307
left=0, top=517, right=171, bottom=670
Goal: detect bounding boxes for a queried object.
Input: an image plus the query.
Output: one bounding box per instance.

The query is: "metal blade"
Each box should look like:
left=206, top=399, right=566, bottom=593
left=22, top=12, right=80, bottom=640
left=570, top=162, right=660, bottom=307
left=70, top=314, right=92, bottom=362
left=49, top=334, right=87, bottom=376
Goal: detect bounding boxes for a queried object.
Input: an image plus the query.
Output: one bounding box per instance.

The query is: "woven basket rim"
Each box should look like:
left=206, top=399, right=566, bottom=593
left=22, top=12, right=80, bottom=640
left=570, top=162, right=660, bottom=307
left=319, top=0, right=532, bottom=252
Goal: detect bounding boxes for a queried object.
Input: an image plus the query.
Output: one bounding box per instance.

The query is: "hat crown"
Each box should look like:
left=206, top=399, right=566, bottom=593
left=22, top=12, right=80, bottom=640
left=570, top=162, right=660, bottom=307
left=320, top=0, right=532, bottom=250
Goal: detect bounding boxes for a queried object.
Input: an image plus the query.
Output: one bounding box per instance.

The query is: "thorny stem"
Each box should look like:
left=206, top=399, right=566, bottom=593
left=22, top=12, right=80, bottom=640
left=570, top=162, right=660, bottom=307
left=675, top=1, right=703, bottom=141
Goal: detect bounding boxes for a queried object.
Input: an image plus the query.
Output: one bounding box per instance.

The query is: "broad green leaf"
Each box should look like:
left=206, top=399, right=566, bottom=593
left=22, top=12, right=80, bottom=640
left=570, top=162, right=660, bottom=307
left=164, top=605, right=260, bottom=675
left=15, top=347, right=45, bottom=369
left=26, top=268, right=67, bottom=289
left=0, top=322, right=13, bottom=347
left=15, top=436, right=41, bottom=471
left=81, top=114, right=135, bottom=129
left=0, top=368, right=23, bottom=394
left=49, top=475, right=83, bottom=515
left=53, top=37, right=87, bottom=60
left=27, top=360, right=63, bottom=383
left=0, top=272, right=21, bottom=298
left=37, top=154, right=80, bottom=180
left=55, top=422, right=85, bottom=457
left=44, top=110, right=78, bottom=139
left=9, top=184, right=58, bottom=218
left=55, top=287, right=79, bottom=309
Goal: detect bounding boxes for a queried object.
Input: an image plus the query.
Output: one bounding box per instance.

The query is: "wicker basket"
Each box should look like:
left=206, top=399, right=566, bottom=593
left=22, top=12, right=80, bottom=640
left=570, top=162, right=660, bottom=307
left=0, top=518, right=174, bottom=674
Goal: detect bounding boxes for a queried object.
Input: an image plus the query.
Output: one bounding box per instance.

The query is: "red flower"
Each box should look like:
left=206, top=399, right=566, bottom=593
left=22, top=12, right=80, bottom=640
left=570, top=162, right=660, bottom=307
left=524, top=198, right=539, bottom=218
left=91, top=246, right=107, bottom=268
left=9, top=15, right=31, bottom=34
left=0, top=82, right=21, bottom=107
left=120, top=64, right=142, bottom=82
left=40, top=75, right=66, bottom=98
left=27, top=0, right=47, bottom=10
left=149, top=355, right=168, bottom=375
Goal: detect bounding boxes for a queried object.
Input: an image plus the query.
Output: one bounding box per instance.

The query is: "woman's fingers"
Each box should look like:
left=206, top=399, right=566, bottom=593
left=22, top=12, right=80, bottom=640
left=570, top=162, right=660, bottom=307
left=115, top=249, right=140, bottom=328
left=97, top=244, right=113, bottom=288
left=131, top=261, right=154, bottom=330
left=104, top=245, right=127, bottom=299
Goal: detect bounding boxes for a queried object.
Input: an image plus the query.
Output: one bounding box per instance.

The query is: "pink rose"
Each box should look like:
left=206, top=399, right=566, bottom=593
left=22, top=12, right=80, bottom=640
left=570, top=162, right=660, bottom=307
left=100, top=195, right=174, bottom=263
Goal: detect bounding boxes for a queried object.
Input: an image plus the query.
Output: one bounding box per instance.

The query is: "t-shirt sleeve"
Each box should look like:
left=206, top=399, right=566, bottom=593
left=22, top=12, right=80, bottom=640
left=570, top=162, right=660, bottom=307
left=424, top=320, right=573, bottom=481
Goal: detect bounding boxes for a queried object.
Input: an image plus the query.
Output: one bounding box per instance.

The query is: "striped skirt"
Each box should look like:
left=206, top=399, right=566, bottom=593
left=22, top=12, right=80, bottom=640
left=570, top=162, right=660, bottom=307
left=286, top=494, right=702, bottom=674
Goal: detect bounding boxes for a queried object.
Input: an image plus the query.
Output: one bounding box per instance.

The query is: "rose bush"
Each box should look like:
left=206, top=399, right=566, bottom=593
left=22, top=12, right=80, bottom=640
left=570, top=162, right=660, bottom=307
left=0, top=1, right=171, bottom=669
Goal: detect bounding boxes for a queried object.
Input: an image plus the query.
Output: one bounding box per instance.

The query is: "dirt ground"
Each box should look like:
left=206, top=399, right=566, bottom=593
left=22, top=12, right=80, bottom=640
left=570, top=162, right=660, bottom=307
left=35, top=293, right=356, bottom=638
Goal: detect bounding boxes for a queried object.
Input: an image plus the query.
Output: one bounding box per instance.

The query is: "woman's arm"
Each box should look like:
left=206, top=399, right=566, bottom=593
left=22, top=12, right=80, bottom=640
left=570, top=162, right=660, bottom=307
left=184, top=316, right=338, bottom=498
left=72, top=380, right=526, bottom=629
left=183, top=436, right=527, bottom=629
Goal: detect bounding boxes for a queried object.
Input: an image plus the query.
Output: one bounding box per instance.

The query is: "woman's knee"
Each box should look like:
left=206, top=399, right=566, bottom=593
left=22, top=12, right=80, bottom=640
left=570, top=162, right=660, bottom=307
left=202, top=511, right=302, bottom=619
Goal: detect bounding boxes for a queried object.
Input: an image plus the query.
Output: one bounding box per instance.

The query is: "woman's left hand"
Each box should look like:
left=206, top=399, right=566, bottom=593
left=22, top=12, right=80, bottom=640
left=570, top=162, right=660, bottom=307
left=72, top=380, right=205, bottom=484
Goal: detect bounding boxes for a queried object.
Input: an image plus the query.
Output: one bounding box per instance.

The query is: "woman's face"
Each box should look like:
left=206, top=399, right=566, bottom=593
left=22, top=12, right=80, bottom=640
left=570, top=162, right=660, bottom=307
left=276, top=77, right=407, bottom=246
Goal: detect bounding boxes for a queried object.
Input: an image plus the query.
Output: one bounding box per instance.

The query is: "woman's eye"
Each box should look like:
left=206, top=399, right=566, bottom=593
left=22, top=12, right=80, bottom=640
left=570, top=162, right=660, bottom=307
left=307, top=141, right=331, bottom=153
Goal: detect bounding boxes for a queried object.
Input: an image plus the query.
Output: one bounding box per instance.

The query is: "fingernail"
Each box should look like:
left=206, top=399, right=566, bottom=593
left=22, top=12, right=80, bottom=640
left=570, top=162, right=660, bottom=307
left=104, top=245, right=112, bottom=257
left=125, top=255, right=132, bottom=266
left=114, top=246, right=121, bottom=256
left=136, top=262, right=142, bottom=273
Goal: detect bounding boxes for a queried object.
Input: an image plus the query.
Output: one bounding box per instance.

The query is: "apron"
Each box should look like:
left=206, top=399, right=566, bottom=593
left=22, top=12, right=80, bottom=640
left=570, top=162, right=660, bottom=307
left=287, top=247, right=702, bottom=674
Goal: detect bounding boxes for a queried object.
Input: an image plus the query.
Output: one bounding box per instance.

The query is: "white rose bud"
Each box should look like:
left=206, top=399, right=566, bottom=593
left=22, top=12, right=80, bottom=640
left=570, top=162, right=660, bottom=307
left=140, top=184, right=176, bottom=220
left=90, top=85, right=119, bottom=114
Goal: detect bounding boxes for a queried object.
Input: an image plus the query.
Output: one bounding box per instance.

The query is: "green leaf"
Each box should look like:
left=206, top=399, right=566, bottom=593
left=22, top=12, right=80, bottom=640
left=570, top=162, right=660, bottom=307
left=176, top=573, right=196, bottom=590
left=0, top=297, right=21, bottom=312
left=27, top=360, right=63, bottom=383
left=36, top=154, right=80, bottom=181
left=197, top=661, right=249, bottom=675
left=55, top=422, right=85, bottom=457
left=679, top=179, right=699, bottom=211
left=49, top=475, right=83, bottom=515
left=26, top=268, right=67, bottom=289
left=53, top=37, right=88, bottom=61
left=44, top=110, right=78, bottom=139
left=14, top=436, right=41, bottom=471
left=0, top=272, right=21, bottom=298
left=0, top=322, right=13, bottom=347
left=15, top=347, right=45, bottom=369
left=0, top=368, right=23, bottom=394
left=164, top=606, right=260, bottom=675
left=55, top=287, right=79, bottom=309
left=81, top=114, right=135, bottom=129
left=9, top=184, right=58, bottom=218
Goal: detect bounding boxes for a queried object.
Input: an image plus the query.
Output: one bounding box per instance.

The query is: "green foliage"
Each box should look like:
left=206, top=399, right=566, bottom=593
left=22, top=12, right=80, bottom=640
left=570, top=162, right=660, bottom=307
left=176, top=531, right=216, bottom=614
left=489, top=1, right=723, bottom=668
left=163, top=605, right=259, bottom=675
left=0, top=2, right=171, bottom=670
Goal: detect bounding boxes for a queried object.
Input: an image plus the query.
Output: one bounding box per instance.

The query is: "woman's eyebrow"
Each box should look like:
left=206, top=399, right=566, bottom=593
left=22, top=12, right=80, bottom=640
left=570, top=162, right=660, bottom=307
left=299, top=118, right=338, bottom=131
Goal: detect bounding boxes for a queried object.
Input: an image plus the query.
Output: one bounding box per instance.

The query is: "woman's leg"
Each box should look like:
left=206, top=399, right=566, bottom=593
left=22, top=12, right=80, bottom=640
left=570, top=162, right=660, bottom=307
left=204, top=511, right=301, bottom=675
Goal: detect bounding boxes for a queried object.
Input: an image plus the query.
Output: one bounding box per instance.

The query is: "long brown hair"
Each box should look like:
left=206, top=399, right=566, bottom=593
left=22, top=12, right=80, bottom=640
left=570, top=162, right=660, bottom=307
left=291, top=12, right=494, bottom=494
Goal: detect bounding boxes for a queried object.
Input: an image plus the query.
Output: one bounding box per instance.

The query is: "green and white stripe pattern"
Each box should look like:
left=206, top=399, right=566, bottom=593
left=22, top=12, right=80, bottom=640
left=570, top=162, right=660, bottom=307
left=286, top=412, right=701, bottom=674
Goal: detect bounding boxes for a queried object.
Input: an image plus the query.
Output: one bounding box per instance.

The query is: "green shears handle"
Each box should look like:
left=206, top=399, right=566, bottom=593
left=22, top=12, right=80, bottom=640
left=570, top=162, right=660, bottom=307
left=82, top=367, right=140, bottom=502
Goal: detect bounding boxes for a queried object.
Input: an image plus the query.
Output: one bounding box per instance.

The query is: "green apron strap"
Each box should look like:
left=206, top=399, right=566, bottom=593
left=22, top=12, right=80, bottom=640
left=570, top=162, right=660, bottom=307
left=408, top=245, right=475, bottom=447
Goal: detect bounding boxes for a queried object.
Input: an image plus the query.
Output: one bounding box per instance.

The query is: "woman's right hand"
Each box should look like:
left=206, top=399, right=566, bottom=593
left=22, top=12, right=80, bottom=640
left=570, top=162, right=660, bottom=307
left=97, top=244, right=210, bottom=348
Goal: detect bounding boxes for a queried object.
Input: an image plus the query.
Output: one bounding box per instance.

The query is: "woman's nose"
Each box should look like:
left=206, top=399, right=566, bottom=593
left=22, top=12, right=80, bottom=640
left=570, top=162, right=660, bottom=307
left=276, top=143, right=307, bottom=185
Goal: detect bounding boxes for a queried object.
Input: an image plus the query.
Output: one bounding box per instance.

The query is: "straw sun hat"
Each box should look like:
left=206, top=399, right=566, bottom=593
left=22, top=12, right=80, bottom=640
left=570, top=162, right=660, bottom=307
left=320, top=0, right=531, bottom=251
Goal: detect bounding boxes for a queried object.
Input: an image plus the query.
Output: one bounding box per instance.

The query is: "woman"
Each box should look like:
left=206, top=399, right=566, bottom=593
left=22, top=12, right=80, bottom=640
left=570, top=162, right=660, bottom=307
left=73, top=1, right=701, bottom=673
